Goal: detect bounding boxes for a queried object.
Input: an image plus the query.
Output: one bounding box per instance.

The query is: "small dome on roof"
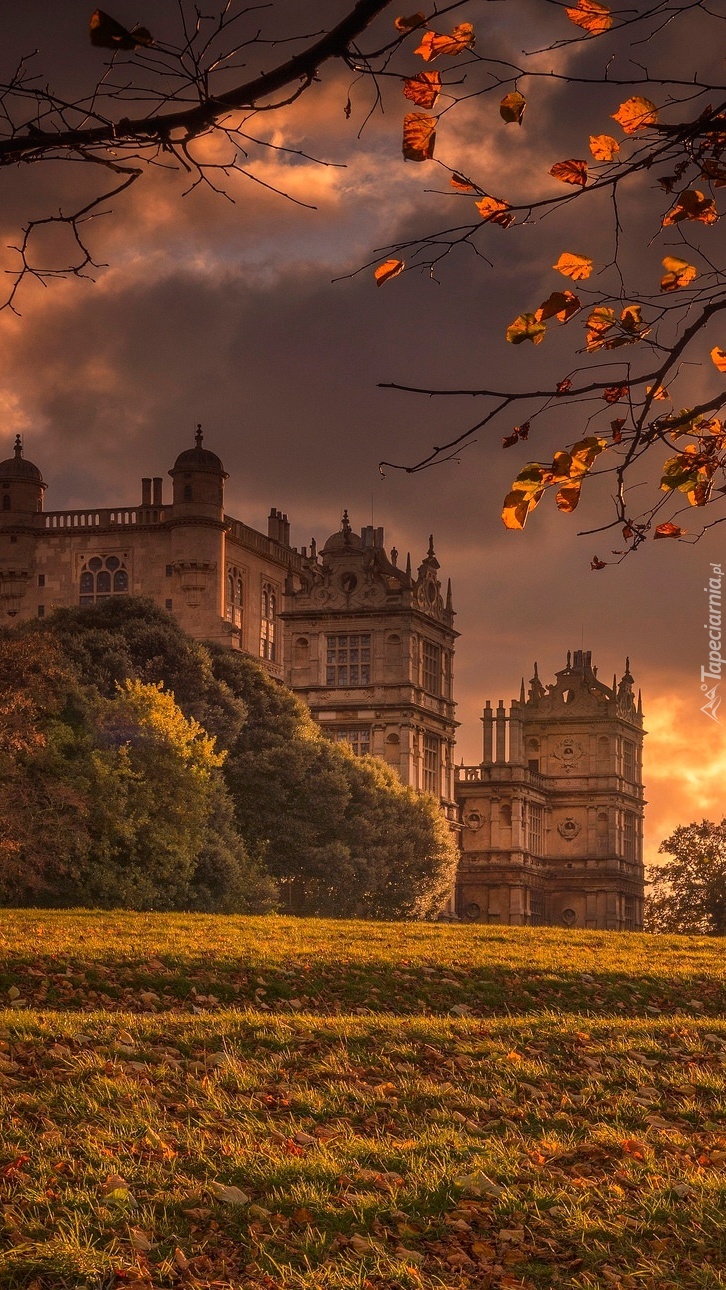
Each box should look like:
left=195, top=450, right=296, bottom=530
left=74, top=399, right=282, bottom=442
left=321, top=510, right=362, bottom=554
left=0, top=436, right=44, bottom=483
left=171, top=426, right=226, bottom=474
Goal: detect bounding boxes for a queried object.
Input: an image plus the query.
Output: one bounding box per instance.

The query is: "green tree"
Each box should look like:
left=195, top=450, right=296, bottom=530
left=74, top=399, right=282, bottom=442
left=644, top=820, right=726, bottom=935
left=207, top=648, right=458, bottom=918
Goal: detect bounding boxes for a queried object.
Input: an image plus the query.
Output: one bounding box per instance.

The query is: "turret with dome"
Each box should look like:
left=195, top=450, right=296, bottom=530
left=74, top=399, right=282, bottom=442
left=0, top=435, right=46, bottom=520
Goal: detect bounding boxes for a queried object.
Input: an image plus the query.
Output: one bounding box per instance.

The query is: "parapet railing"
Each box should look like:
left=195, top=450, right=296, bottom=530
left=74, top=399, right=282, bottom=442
left=455, top=763, right=547, bottom=789
left=44, top=507, right=167, bottom=529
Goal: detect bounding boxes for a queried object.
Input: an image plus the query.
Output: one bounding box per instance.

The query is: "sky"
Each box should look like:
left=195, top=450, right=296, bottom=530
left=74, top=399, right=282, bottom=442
left=0, top=0, right=724, bottom=866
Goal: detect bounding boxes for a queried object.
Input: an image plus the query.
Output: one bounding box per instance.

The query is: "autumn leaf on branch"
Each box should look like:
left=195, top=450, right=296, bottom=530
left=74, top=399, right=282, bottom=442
left=395, top=13, right=426, bottom=33
left=403, top=71, right=441, bottom=109
left=603, top=385, right=628, bottom=404
left=589, top=134, right=620, bottom=161
left=535, top=290, right=581, bottom=323
left=711, top=347, right=726, bottom=372
left=611, top=96, right=659, bottom=134
left=475, top=196, right=514, bottom=227
left=90, top=9, right=153, bottom=49
left=553, top=252, right=593, bottom=280
left=501, top=437, right=607, bottom=528
left=565, top=0, right=613, bottom=35
left=402, top=113, right=437, bottom=160
left=660, top=446, right=714, bottom=506
left=506, top=313, right=547, bottom=345
left=660, top=257, right=698, bottom=291
left=550, top=159, right=588, bottom=187
left=450, top=173, right=476, bottom=192
left=415, top=23, right=475, bottom=61
left=654, top=522, right=686, bottom=538
left=663, top=190, right=719, bottom=226
left=591, top=556, right=607, bottom=569
left=502, top=421, right=530, bottom=448
left=374, top=259, right=405, bottom=285
left=500, top=92, right=526, bottom=125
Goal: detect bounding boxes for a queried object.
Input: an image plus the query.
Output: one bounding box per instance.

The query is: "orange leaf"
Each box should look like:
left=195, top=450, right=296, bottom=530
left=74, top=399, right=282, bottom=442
left=565, top=0, right=613, bottom=34
left=646, top=384, right=670, bottom=401
left=506, top=313, right=547, bottom=345
left=415, top=22, right=475, bottom=60
left=556, top=377, right=573, bottom=395
left=374, top=259, right=405, bottom=286
left=654, top=522, right=685, bottom=539
left=591, top=556, right=607, bottom=569
left=663, top=189, right=718, bottom=226
left=589, top=134, right=620, bottom=161
left=395, top=12, right=426, bottom=31
left=553, top=252, right=593, bottom=280
left=450, top=172, right=476, bottom=192
left=603, top=385, right=628, bottom=404
left=711, top=346, right=726, bottom=372
left=660, top=256, right=698, bottom=292
left=402, top=113, right=437, bottom=161
left=403, top=71, right=441, bottom=108
left=536, top=290, right=581, bottom=323
left=475, top=195, right=514, bottom=227
left=611, top=96, right=658, bottom=133
left=500, top=91, right=526, bottom=125
left=550, top=159, right=588, bottom=187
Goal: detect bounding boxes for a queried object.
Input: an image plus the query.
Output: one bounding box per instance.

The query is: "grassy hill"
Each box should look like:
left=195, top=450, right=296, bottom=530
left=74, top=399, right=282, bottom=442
left=0, top=914, right=724, bottom=1289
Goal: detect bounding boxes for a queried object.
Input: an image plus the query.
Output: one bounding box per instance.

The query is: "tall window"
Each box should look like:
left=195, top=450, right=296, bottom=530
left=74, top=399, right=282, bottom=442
left=326, top=633, right=371, bottom=686
left=260, top=584, right=276, bottom=660
left=624, top=811, right=637, bottom=862
left=329, top=727, right=371, bottom=757
left=423, top=733, right=439, bottom=794
left=527, top=802, right=544, bottom=855
left=422, top=640, right=441, bottom=695
left=79, top=555, right=129, bottom=605
left=226, top=567, right=244, bottom=627
left=623, top=739, right=635, bottom=782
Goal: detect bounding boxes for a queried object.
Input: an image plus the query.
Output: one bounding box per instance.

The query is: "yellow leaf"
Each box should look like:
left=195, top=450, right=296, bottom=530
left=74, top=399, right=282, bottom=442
left=475, top=195, right=514, bottom=227
left=502, top=487, right=544, bottom=530
left=374, top=259, right=405, bottom=286
left=711, top=346, right=726, bottom=372
left=402, top=113, right=437, bottom=161
left=663, top=189, right=718, bottom=226
left=550, top=159, right=588, bottom=187
left=611, top=96, right=658, bottom=133
left=565, top=0, right=613, bottom=34
left=556, top=480, right=583, bottom=512
left=660, top=256, right=698, bottom=291
left=553, top=252, right=593, bottom=280
left=500, top=91, right=526, bottom=125
left=506, top=312, right=547, bottom=344
left=589, top=134, right=620, bottom=161
left=646, top=384, right=670, bottom=401
left=415, top=22, right=475, bottom=60
left=402, top=70, right=441, bottom=108
left=395, top=13, right=426, bottom=32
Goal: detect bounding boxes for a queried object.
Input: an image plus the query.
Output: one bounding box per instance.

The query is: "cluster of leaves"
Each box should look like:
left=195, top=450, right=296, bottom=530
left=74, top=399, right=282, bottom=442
left=3, top=599, right=457, bottom=919
left=371, top=1, right=726, bottom=559
left=0, top=998, right=725, bottom=1288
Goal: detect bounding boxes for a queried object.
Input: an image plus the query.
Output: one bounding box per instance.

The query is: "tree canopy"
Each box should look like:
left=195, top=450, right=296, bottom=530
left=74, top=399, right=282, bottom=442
left=4, top=600, right=457, bottom=918
left=645, top=819, right=726, bottom=935
left=1, top=3, right=725, bottom=555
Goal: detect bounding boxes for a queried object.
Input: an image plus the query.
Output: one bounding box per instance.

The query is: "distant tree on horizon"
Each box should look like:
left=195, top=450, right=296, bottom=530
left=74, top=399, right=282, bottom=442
left=644, top=819, right=726, bottom=935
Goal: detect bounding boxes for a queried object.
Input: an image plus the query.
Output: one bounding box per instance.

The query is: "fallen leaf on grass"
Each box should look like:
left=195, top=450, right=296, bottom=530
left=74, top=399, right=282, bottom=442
left=208, top=1181, right=250, bottom=1205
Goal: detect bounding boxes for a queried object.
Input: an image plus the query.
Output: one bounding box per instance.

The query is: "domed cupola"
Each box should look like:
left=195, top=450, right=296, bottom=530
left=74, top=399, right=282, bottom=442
left=169, top=425, right=228, bottom=514
left=321, top=510, right=363, bottom=555
left=0, top=436, right=47, bottom=518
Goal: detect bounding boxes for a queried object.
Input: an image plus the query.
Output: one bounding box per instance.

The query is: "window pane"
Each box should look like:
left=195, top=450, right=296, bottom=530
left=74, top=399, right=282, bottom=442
left=113, top=569, right=128, bottom=592
left=97, top=571, right=111, bottom=593
left=79, top=572, right=93, bottom=594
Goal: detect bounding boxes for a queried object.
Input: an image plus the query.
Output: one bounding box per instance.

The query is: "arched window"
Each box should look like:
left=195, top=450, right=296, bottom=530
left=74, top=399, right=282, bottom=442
left=260, top=583, right=277, bottom=660
left=79, top=555, right=129, bottom=605
left=183, top=485, right=193, bottom=501
left=226, top=566, right=244, bottom=627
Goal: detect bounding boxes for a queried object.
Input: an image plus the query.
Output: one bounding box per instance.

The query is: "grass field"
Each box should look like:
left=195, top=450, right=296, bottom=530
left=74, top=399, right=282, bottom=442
left=0, top=913, right=724, bottom=1289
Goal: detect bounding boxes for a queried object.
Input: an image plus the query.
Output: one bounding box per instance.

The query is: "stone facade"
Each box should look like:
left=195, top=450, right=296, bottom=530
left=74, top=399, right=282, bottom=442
left=0, top=433, right=646, bottom=927
left=455, top=650, right=645, bottom=930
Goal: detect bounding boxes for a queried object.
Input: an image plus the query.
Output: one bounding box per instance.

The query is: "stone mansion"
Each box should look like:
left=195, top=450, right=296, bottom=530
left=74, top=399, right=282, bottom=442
left=0, top=431, right=645, bottom=930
